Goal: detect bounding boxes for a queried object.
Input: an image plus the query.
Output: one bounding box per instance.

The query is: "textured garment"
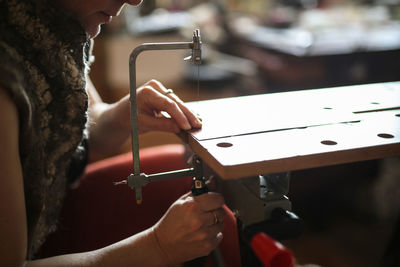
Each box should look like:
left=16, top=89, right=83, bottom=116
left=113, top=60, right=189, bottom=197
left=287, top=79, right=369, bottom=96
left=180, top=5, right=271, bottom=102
left=0, top=0, right=91, bottom=258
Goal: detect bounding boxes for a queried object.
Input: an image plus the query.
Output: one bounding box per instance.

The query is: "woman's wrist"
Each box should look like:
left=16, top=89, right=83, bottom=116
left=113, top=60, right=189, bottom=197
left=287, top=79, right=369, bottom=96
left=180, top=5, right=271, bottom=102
left=94, top=227, right=172, bottom=267
left=151, top=226, right=174, bottom=266
left=134, top=227, right=173, bottom=267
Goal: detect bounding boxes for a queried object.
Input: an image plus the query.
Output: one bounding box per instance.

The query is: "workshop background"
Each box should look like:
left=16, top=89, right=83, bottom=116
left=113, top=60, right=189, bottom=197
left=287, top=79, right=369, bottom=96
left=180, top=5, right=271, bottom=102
left=89, top=0, right=400, bottom=266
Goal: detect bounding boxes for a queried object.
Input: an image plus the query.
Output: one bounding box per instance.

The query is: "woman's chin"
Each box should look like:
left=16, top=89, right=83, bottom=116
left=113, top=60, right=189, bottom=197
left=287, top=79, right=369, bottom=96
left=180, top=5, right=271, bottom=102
left=86, top=25, right=102, bottom=38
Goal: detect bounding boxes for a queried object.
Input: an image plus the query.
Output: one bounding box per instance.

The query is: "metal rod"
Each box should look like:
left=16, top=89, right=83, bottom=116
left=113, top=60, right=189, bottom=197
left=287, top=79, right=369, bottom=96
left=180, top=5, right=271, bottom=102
left=147, top=168, right=195, bottom=183
left=129, top=42, right=194, bottom=176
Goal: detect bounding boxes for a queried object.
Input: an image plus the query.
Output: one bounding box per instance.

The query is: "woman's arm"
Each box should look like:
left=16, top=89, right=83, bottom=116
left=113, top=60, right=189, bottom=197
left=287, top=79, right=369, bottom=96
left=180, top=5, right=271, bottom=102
left=27, top=192, right=225, bottom=267
left=27, top=228, right=168, bottom=267
left=0, top=88, right=28, bottom=266
left=86, top=78, right=202, bottom=161
left=1, top=87, right=224, bottom=267
left=0, top=87, right=166, bottom=267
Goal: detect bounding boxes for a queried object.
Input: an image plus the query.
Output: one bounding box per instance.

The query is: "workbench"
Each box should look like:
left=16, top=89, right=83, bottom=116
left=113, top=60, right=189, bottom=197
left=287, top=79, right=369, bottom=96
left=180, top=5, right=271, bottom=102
left=184, top=81, right=400, bottom=179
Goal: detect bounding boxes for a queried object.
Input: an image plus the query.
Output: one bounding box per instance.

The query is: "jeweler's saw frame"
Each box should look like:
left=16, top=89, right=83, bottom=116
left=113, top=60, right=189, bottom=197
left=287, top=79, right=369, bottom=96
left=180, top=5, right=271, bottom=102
left=114, top=30, right=210, bottom=203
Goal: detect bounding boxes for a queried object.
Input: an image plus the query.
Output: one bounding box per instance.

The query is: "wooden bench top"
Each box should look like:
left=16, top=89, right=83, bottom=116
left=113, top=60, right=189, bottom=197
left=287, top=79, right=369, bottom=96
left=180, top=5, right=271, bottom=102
left=184, top=82, right=400, bottom=179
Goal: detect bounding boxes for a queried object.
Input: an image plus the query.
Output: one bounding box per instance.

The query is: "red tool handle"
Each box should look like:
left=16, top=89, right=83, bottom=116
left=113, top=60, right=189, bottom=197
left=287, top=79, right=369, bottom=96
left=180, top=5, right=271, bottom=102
left=251, top=233, right=295, bottom=267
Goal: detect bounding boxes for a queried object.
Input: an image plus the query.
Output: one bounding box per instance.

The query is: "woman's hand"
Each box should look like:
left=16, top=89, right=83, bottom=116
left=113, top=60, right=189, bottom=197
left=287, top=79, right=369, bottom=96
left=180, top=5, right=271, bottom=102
left=152, top=192, right=226, bottom=264
left=113, top=79, right=202, bottom=135
left=136, top=79, right=202, bottom=134
left=87, top=79, right=202, bottom=160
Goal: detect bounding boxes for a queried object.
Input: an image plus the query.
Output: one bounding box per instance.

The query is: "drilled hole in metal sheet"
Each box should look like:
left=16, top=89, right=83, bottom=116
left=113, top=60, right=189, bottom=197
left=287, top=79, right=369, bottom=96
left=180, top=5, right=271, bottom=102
left=378, top=133, right=394, bottom=139
left=323, top=107, right=333, bottom=110
left=396, top=114, right=400, bottom=117
left=217, top=142, right=233, bottom=148
left=370, top=102, right=380, bottom=105
left=321, top=140, right=337, bottom=145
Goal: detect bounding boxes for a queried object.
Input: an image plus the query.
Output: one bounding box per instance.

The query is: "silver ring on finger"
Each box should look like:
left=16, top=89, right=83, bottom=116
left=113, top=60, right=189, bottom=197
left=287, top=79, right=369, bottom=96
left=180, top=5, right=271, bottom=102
left=212, top=211, right=219, bottom=225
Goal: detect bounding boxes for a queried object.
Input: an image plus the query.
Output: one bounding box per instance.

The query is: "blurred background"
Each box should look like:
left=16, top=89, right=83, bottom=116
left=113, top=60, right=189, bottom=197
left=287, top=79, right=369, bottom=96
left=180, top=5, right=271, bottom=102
left=89, top=1, right=400, bottom=266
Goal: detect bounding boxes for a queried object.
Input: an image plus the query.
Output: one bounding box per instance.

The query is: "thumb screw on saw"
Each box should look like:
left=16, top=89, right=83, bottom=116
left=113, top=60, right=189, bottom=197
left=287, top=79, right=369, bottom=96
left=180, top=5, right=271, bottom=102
left=191, top=155, right=209, bottom=196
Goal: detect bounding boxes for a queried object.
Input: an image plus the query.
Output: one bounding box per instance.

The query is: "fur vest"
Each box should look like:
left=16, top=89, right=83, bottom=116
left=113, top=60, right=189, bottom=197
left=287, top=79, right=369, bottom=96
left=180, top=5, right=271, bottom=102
left=0, top=0, right=90, bottom=258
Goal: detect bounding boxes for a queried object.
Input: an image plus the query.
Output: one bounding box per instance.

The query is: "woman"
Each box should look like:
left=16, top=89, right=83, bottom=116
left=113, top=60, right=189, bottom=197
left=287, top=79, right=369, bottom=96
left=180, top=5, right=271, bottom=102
left=0, top=0, right=239, bottom=265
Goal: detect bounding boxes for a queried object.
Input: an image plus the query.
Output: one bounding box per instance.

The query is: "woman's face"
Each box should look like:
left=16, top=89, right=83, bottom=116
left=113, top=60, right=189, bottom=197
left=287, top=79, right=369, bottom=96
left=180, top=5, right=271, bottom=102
left=57, top=0, right=143, bottom=38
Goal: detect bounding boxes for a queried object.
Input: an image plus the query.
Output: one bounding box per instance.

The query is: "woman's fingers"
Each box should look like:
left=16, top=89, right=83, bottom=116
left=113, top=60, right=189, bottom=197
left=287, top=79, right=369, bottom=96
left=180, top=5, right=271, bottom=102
left=208, top=208, right=225, bottom=226
left=140, top=80, right=202, bottom=130
left=138, top=113, right=180, bottom=133
left=191, top=207, right=226, bottom=229
left=192, top=191, right=225, bottom=212
left=189, top=218, right=224, bottom=255
left=164, top=91, right=202, bottom=129
left=137, top=86, right=190, bottom=131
